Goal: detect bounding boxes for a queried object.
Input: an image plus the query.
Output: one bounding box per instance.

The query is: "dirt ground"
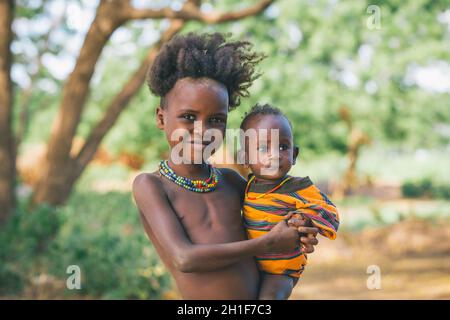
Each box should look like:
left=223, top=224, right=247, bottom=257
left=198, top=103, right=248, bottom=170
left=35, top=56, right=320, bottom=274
left=290, top=218, right=450, bottom=300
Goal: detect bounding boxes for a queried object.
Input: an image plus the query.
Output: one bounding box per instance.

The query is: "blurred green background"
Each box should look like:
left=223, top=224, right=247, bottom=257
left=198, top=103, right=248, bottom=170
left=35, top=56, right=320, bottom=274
left=1, top=0, right=450, bottom=299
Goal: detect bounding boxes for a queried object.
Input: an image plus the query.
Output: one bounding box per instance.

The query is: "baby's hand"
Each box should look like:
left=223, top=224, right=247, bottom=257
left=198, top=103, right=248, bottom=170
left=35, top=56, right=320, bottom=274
left=287, top=211, right=313, bottom=231
left=300, top=233, right=319, bottom=254
left=287, top=210, right=318, bottom=254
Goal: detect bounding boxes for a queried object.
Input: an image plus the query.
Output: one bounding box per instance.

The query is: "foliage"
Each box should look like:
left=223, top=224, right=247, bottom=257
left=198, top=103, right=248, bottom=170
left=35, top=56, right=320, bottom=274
left=12, top=0, right=450, bottom=164
left=402, top=178, right=450, bottom=199
left=0, top=192, right=172, bottom=299
left=0, top=202, right=61, bottom=295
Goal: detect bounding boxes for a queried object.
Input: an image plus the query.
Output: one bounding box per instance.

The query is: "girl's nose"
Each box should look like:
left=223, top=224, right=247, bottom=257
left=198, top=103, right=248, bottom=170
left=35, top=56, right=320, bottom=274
left=192, top=120, right=204, bottom=139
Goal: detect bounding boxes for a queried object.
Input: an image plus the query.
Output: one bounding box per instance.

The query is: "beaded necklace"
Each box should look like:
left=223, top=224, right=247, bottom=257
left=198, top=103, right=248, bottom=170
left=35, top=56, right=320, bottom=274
left=245, top=175, right=293, bottom=200
left=159, top=160, right=219, bottom=193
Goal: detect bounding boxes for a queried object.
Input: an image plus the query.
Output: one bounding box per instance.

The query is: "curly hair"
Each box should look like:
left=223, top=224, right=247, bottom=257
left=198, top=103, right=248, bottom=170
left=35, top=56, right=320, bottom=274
left=240, top=103, right=292, bottom=131
left=147, top=32, right=265, bottom=110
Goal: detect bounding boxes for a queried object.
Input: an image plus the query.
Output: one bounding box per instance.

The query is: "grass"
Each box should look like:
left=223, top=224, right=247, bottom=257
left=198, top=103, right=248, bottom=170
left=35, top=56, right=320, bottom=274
left=0, top=191, right=173, bottom=299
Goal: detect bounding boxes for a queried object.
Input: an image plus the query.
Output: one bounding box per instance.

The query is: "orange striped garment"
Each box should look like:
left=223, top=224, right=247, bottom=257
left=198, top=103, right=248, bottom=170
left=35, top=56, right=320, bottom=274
left=243, top=175, right=340, bottom=278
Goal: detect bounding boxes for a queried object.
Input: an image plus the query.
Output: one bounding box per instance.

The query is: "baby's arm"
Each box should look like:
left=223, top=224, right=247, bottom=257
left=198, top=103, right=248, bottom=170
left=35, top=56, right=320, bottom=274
left=132, top=173, right=299, bottom=273
left=294, top=185, right=340, bottom=240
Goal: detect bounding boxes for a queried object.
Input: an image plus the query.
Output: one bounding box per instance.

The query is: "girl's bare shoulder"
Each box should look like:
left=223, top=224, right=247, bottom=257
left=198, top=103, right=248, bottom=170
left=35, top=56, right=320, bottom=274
left=132, top=171, right=165, bottom=197
left=217, top=167, right=246, bottom=194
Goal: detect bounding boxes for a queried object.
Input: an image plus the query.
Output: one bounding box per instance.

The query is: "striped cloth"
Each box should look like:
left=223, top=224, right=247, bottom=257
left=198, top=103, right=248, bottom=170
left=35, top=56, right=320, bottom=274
left=243, top=175, right=340, bottom=278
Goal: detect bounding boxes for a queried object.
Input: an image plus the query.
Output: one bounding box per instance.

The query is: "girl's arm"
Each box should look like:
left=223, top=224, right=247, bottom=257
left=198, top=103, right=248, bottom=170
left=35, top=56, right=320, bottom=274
left=132, top=173, right=300, bottom=273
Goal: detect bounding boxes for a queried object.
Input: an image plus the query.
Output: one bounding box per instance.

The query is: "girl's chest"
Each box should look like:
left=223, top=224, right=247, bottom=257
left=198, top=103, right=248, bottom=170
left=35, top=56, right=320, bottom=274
left=166, top=184, right=246, bottom=243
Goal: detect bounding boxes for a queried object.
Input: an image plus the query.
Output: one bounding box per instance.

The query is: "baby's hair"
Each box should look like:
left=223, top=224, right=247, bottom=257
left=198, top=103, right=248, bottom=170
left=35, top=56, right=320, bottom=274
left=147, top=32, right=265, bottom=110
left=240, top=103, right=292, bottom=131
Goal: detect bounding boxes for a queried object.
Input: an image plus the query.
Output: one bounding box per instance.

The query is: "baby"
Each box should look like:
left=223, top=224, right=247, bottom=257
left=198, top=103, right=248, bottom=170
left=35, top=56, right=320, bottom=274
left=239, top=103, right=340, bottom=299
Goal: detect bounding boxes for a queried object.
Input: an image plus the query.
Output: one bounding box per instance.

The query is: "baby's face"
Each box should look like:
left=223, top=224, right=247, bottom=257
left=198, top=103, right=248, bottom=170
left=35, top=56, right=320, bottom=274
left=243, top=114, right=298, bottom=181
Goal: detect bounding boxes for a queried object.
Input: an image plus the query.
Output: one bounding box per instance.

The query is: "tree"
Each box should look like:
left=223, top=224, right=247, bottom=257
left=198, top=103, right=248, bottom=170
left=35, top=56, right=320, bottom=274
left=226, top=0, right=450, bottom=154
left=0, top=0, right=275, bottom=220
left=0, top=0, right=15, bottom=225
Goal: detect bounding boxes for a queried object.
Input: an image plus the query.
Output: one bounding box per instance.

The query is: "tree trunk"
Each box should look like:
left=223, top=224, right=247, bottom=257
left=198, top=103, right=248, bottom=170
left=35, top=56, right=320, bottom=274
left=32, top=0, right=127, bottom=205
left=0, top=0, right=15, bottom=226
left=50, top=20, right=185, bottom=206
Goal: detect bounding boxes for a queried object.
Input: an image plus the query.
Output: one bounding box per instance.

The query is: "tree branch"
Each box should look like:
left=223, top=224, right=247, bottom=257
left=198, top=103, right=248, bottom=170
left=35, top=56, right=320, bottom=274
left=74, top=19, right=184, bottom=172
left=74, top=0, right=275, bottom=172
left=123, top=0, right=274, bottom=24
left=32, top=0, right=276, bottom=205
left=16, top=3, right=67, bottom=149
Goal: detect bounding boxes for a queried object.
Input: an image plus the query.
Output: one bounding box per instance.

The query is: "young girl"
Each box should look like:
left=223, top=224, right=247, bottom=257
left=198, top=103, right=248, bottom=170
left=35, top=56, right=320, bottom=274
left=132, top=33, right=319, bottom=299
left=240, top=103, right=340, bottom=299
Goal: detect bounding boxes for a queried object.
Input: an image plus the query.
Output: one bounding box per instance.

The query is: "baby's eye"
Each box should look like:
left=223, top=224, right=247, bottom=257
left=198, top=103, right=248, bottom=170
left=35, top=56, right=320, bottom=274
left=257, top=145, right=268, bottom=152
left=279, top=144, right=289, bottom=151
left=182, top=114, right=196, bottom=121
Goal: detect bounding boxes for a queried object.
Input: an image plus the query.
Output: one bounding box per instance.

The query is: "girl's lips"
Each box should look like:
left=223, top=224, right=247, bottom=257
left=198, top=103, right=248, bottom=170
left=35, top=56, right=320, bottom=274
left=189, top=140, right=210, bottom=146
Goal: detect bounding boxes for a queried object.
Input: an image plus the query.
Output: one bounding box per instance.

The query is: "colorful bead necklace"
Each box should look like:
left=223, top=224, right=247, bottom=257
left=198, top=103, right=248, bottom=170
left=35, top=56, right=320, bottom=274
left=245, top=175, right=293, bottom=200
left=159, top=160, right=219, bottom=193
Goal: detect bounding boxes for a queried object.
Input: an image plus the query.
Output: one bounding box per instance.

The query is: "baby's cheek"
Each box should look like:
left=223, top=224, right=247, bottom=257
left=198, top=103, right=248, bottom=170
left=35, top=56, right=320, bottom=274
left=249, top=164, right=263, bottom=175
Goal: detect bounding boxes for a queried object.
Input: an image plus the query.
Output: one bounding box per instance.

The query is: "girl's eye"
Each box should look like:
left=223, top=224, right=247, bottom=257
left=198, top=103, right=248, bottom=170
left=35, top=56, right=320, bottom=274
left=279, top=144, right=289, bottom=151
left=210, top=117, right=225, bottom=124
left=182, top=114, right=195, bottom=121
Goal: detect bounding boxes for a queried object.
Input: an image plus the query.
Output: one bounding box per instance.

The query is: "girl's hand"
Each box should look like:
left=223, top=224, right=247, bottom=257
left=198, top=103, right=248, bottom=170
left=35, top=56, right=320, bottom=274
left=264, top=213, right=299, bottom=253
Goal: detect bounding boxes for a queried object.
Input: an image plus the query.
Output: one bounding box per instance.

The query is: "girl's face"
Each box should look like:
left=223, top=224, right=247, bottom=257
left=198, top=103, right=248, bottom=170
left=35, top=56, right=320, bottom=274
left=244, top=114, right=299, bottom=181
left=156, top=77, right=229, bottom=163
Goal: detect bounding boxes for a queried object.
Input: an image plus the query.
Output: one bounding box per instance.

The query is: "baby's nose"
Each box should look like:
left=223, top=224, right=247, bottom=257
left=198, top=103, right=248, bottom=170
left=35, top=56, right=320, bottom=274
left=268, top=149, right=281, bottom=160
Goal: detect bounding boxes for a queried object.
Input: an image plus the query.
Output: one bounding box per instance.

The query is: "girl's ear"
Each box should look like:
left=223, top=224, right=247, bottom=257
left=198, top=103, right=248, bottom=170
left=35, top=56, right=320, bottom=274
left=293, top=146, right=300, bottom=165
left=155, top=106, right=164, bottom=129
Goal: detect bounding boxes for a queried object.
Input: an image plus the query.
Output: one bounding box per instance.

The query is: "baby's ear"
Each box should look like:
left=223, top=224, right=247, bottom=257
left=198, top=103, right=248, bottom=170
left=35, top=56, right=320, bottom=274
left=155, top=106, right=164, bottom=129
left=293, top=146, right=300, bottom=164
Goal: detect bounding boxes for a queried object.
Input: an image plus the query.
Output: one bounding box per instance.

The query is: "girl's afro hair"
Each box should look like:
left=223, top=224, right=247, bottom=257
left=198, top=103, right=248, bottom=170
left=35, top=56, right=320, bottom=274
left=147, top=32, right=265, bottom=110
